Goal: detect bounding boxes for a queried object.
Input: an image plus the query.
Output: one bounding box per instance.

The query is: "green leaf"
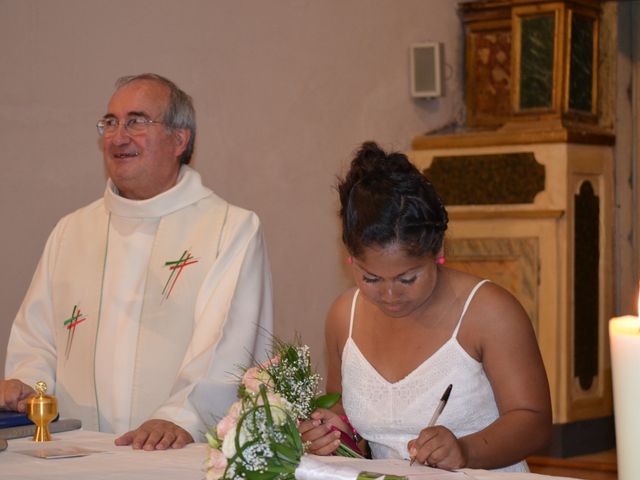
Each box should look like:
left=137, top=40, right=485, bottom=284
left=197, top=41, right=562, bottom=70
left=313, top=392, right=341, bottom=409
left=357, top=472, right=408, bottom=480
left=336, top=442, right=365, bottom=458
left=244, top=471, right=279, bottom=480
left=258, top=385, right=274, bottom=425
left=284, top=417, right=305, bottom=455
left=272, top=443, right=301, bottom=464
left=265, top=464, right=294, bottom=474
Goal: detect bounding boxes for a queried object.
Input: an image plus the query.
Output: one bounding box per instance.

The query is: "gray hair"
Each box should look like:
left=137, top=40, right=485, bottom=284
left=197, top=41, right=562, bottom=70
left=115, top=73, right=196, bottom=164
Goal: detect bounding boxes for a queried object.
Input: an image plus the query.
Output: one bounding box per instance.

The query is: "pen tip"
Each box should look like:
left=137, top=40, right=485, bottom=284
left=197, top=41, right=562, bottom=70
left=442, top=384, right=453, bottom=402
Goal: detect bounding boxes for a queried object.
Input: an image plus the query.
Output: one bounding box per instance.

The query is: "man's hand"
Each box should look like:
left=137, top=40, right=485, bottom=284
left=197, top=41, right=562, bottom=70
left=114, top=419, right=194, bottom=450
left=0, top=379, right=35, bottom=412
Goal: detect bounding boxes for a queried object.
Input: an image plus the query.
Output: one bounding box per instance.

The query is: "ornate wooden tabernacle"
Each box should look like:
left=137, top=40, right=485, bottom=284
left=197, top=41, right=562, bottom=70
left=462, top=0, right=600, bottom=129
left=410, top=0, right=614, bottom=457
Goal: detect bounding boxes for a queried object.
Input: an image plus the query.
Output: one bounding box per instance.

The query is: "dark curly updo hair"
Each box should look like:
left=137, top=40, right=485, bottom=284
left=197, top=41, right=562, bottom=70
left=338, top=141, right=448, bottom=258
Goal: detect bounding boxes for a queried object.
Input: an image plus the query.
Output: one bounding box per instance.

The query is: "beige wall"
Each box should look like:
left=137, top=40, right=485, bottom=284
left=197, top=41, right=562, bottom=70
left=0, top=1, right=464, bottom=383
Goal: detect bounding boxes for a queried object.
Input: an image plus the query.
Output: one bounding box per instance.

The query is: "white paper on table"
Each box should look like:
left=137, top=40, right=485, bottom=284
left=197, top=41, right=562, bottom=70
left=459, top=472, right=578, bottom=480
left=16, top=446, right=106, bottom=459
left=295, top=456, right=579, bottom=480
left=295, top=455, right=475, bottom=480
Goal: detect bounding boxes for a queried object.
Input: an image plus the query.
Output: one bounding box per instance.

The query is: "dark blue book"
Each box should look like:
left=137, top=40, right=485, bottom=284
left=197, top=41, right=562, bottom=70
left=0, top=411, right=33, bottom=429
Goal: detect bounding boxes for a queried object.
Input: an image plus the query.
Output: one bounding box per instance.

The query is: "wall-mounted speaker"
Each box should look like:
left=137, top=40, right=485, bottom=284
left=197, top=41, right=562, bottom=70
left=410, top=42, right=443, bottom=98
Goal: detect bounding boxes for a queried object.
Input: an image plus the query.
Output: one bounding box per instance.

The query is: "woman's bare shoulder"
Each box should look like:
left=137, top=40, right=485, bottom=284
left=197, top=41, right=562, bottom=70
left=467, top=280, right=534, bottom=336
left=477, top=280, right=527, bottom=314
left=456, top=278, right=536, bottom=362
left=326, top=287, right=358, bottom=337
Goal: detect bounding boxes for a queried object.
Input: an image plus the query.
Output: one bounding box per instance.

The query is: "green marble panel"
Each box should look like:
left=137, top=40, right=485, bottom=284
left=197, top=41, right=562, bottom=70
left=569, top=14, right=594, bottom=112
left=423, top=152, right=545, bottom=205
left=520, top=14, right=555, bottom=109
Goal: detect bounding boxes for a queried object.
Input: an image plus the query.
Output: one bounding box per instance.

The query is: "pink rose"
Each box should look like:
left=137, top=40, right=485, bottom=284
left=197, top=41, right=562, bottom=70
left=261, top=355, right=280, bottom=368
left=242, top=366, right=272, bottom=393
left=216, top=401, right=241, bottom=439
left=205, top=447, right=227, bottom=480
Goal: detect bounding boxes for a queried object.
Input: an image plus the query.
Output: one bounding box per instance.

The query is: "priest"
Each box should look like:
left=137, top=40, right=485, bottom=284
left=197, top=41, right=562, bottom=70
left=0, top=73, right=273, bottom=450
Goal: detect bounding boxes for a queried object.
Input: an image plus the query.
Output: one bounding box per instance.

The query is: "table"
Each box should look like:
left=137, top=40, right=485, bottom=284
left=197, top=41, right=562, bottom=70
left=1, top=430, right=206, bottom=480
left=1, top=430, right=582, bottom=480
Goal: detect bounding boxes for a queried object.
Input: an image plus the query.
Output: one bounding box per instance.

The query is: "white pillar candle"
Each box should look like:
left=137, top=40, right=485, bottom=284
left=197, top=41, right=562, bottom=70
left=610, top=312, right=640, bottom=480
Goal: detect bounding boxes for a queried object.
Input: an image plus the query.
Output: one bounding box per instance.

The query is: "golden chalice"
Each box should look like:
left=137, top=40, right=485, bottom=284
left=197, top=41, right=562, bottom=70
left=26, top=381, right=58, bottom=442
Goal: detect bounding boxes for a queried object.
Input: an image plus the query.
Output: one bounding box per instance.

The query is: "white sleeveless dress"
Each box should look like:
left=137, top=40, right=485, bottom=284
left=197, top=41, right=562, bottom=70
left=341, top=280, right=528, bottom=472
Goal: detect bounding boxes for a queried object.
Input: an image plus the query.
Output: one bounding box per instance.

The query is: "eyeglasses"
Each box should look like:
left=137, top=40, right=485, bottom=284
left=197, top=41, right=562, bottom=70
left=96, top=116, right=165, bottom=136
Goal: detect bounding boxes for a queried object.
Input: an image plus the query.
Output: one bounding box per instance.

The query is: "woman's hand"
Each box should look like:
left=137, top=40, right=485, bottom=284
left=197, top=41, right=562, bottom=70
left=407, top=425, right=467, bottom=470
left=298, top=408, right=346, bottom=456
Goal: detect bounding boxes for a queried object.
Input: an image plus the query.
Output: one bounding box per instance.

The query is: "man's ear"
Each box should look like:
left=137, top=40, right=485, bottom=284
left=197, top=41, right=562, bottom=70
left=173, top=128, right=191, bottom=157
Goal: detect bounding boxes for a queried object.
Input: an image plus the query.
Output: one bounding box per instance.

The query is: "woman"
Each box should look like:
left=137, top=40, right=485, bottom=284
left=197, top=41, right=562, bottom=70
left=299, top=142, right=551, bottom=472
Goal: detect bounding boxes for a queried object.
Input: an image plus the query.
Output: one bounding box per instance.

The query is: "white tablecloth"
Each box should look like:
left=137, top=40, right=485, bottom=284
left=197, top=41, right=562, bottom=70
left=1, top=430, right=581, bottom=480
left=2, top=430, right=207, bottom=480
left=296, top=456, right=582, bottom=480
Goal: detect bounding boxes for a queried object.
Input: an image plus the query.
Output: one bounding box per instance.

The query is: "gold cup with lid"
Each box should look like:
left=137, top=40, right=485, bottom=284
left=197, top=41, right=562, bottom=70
left=26, top=381, right=58, bottom=442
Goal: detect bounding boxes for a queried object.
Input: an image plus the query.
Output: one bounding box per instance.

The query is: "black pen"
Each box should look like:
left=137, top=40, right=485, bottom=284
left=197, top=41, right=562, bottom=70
left=409, top=384, right=453, bottom=466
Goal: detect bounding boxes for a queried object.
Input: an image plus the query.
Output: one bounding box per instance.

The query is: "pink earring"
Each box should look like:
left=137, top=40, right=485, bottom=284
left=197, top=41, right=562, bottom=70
left=437, top=256, right=445, bottom=265
left=347, top=256, right=353, bottom=265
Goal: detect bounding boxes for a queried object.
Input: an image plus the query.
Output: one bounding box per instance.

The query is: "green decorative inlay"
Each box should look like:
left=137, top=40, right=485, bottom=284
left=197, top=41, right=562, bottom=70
left=520, top=14, right=555, bottom=109
left=424, top=152, right=545, bottom=205
left=569, top=14, right=594, bottom=112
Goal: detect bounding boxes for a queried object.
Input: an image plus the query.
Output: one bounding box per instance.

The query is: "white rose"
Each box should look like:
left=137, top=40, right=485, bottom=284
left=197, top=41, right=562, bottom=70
left=221, top=424, right=237, bottom=458
left=257, top=392, right=291, bottom=425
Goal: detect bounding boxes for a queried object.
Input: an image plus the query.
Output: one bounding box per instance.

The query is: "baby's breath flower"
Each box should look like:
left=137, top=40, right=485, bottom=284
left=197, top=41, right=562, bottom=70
left=205, top=338, right=321, bottom=480
left=266, top=344, right=320, bottom=419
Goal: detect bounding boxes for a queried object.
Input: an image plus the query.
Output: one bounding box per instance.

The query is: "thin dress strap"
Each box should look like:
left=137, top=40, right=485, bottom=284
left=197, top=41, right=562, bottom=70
left=451, top=279, right=490, bottom=339
left=348, top=289, right=360, bottom=339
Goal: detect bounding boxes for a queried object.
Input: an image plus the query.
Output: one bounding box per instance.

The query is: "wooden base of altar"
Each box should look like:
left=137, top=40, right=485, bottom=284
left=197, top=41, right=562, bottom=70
left=528, top=448, right=617, bottom=480
left=409, top=123, right=615, bottom=457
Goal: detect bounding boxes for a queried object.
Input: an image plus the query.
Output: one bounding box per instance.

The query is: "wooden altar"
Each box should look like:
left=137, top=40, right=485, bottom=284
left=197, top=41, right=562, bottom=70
left=409, top=0, right=615, bottom=457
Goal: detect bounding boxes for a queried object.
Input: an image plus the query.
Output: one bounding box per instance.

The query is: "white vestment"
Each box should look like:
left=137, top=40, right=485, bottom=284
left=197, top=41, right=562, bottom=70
left=5, top=166, right=273, bottom=440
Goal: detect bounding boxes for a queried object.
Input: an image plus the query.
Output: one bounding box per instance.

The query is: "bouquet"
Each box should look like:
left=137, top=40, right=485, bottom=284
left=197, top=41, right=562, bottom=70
left=205, top=339, right=362, bottom=480
left=205, top=383, right=303, bottom=479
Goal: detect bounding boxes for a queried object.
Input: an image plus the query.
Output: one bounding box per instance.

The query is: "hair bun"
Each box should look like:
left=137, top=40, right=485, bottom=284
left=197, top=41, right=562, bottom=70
left=349, top=141, right=415, bottom=186
left=338, top=141, right=448, bottom=257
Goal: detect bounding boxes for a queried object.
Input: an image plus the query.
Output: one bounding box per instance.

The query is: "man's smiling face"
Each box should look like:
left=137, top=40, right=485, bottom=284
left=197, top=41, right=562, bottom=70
left=101, top=79, right=189, bottom=200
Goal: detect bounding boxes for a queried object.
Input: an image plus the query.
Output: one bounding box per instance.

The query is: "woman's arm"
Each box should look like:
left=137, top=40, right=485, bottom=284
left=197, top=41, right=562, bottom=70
left=410, top=282, right=552, bottom=470
left=461, top=283, right=552, bottom=468
left=299, top=291, right=353, bottom=455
